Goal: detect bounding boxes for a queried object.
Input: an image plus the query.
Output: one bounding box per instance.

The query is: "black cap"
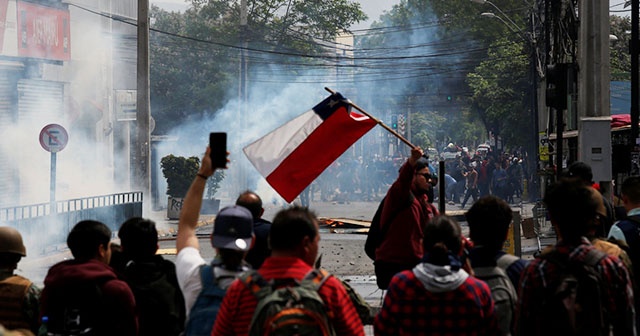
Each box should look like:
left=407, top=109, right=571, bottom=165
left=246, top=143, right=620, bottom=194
left=211, top=206, right=254, bottom=251
left=567, top=161, right=593, bottom=183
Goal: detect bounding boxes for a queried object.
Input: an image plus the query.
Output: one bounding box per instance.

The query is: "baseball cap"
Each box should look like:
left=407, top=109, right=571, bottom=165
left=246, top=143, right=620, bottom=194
left=567, top=161, right=593, bottom=183
left=211, top=205, right=254, bottom=251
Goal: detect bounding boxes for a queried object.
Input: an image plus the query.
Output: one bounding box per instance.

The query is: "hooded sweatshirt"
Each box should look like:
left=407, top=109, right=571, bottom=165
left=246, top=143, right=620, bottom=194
left=412, top=262, right=469, bottom=293
left=374, top=261, right=499, bottom=336
left=40, top=259, right=137, bottom=336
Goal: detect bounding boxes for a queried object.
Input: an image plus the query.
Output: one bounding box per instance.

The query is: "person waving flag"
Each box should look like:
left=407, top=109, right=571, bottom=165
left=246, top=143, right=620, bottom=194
left=244, top=91, right=377, bottom=203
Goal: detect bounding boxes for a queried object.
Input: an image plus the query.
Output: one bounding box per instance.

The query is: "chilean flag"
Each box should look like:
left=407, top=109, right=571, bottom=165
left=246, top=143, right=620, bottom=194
left=243, top=92, right=377, bottom=203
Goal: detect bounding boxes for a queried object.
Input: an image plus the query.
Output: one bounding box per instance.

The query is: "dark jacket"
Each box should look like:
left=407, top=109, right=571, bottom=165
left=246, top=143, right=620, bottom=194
left=116, top=255, right=186, bottom=336
left=40, top=259, right=137, bottom=336
left=245, top=218, right=272, bottom=269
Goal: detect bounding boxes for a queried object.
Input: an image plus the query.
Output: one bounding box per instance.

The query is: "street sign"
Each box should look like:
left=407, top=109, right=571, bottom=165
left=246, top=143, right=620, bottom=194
left=39, top=124, right=68, bottom=153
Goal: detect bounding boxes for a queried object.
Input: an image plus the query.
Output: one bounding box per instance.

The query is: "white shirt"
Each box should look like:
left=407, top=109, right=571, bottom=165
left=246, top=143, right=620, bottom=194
left=175, top=246, right=251, bottom=318
left=608, top=207, right=640, bottom=243
left=176, top=247, right=207, bottom=316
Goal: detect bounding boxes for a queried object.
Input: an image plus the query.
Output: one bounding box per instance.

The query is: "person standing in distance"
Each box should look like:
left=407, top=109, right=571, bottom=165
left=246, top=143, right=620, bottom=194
left=235, top=190, right=272, bottom=269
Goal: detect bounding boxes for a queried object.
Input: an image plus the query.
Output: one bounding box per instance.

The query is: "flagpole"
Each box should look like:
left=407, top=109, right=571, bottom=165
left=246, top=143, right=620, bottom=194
left=324, top=87, right=416, bottom=149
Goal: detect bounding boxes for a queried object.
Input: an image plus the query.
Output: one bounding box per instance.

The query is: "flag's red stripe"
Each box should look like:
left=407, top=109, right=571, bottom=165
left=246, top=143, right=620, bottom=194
left=266, top=106, right=376, bottom=202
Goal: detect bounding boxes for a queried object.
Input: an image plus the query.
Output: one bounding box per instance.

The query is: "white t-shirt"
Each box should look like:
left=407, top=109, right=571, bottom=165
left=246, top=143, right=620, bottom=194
left=176, top=247, right=207, bottom=316
left=175, top=246, right=250, bottom=318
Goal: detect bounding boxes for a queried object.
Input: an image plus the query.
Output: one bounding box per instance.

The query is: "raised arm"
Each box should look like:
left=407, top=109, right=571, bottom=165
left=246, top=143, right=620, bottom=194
left=176, top=146, right=220, bottom=253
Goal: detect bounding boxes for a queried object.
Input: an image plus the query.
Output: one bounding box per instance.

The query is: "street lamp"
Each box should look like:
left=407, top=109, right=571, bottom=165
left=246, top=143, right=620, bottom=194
left=475, top=2, right=542, bottom=200
left=471, top=0, right=521, bottom=32
left=480, top=12, right=523, bottom=38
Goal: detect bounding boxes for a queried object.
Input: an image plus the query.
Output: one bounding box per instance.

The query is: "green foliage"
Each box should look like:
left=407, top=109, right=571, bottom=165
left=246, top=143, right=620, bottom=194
left=205, top=170, right=225, bottom=199
left=467, top=37, right=530, bottom=150
left=610, top=15, right=631, bottom=81
left=160, top=155, right=201, bottom=198
left=149, top=1, right=367, bottom=135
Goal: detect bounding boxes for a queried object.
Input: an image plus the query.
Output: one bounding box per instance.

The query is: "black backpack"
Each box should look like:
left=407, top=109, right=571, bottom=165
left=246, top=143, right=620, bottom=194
left=45, top=281, right=106, bottom=335
left=124, top=258, right=186, bottom=336
left=537, top=248, right=609, bottom=335
left=364, top=194, right=414, bottom=261
left=364, top=197, right=387, bottom=261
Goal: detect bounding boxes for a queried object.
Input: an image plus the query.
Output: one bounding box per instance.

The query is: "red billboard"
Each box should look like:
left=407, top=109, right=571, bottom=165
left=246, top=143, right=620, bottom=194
left=17, top=1, right=70, bottom=61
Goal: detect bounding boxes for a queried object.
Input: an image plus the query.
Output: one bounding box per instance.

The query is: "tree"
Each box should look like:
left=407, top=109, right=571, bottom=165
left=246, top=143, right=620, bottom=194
left=357, top=0, right=528, bottom=149
left=467, top=38, right=530, bottom=151
left=610, top=15, right=631, bottom=81
left=160, top=155, right=201, bottom=198
left=149, top=1, right=367, bottom=135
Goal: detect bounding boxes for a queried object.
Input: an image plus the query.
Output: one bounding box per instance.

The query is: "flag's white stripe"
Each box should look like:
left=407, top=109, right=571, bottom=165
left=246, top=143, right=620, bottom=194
left=243, top=109, right=323, bottom=176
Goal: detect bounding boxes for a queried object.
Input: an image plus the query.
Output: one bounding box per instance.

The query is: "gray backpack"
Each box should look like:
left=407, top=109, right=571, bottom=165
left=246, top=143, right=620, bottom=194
left=473, top=254, right=519, bottom=336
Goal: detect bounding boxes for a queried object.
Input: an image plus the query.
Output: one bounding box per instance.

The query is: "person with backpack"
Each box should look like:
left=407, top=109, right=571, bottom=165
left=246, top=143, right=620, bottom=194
left=516, top=178, right=636, bottom=336
left=466, top=196, right=528, bottom=335
left=567, top=161, right=616, bottom=233
left=607, top=175, right=640, bottom=326
left=212, top=206, right=365, bottom=336
left=0, top=227, right=40, bottom=334
left=175, top=146, right=255, bottom=336
left=39, top=220, right=137, bottom=336
left=112, top=217, right=186, bottom=336
left=373, top=146, right=438, bottom=290
left=374, top=215, right=499, bottom=335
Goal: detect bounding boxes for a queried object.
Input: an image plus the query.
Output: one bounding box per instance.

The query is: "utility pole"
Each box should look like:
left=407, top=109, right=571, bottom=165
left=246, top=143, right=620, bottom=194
left=632, top=0, right=640, bottom=175
left=578, top=0, right=612, bottom=195
left=237, top=0, right=248, bottom=193
left=136, top=0, right=151, bottom=201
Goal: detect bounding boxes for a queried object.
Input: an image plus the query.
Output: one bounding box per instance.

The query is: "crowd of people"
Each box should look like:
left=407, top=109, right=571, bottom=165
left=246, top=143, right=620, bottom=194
left=0, top=144, right=639, bottom=335
left=438, top=149, right=527, bottom=209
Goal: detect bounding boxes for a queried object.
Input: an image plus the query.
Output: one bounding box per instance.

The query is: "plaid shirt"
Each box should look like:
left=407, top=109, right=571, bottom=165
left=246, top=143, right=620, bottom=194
left=516, top=238, right=636, bottom=335
left=374, top=269, right=499, bottom=335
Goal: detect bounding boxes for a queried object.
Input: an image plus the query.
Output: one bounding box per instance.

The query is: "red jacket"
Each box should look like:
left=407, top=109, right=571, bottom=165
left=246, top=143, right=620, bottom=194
left=40, top=259, right=138, bottom=335
left=212, top=257, right=364, bottom=336
left=375, top=161, right=438, bottom=265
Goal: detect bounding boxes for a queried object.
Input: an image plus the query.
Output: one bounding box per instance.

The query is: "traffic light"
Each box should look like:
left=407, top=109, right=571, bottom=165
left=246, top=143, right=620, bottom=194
left=391, top=114, right=398, bottom=129
left=545, top=63, right=569, bottom=110
left=398, top=114, right=406, bottom=135
left=447, top=95, right=452, bottom=102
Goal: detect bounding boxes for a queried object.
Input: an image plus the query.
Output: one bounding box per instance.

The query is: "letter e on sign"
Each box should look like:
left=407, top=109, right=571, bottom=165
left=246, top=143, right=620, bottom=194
left=39, top=124, right=68, bottom=153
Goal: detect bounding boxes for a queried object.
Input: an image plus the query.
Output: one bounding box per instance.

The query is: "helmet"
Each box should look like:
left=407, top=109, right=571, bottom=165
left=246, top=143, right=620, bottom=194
left=0, top=227, right=26, bottom=256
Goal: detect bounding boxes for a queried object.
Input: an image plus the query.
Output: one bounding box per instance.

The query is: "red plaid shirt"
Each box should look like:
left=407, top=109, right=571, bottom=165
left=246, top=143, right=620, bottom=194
left=374, top=269, right=499, bottom=335
left=211, top=256, right=364, bottom=336
left=516, top=238, right=636, bottom=335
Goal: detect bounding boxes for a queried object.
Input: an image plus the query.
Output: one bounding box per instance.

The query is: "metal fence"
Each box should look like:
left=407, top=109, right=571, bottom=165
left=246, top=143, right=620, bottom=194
left=0, top=192, right=143, bottom=255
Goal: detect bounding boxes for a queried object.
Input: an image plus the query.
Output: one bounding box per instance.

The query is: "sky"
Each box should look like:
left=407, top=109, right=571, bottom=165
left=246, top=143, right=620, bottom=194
left=151, top=0, right=401, bottom=29
left=152, top=0, right=631, bottom=28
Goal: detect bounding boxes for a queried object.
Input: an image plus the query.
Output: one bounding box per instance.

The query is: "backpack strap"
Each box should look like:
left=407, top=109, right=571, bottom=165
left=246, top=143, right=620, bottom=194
left=583, top=248, right=608, bottom=267
left=302, top=269, right=331, bottom=291
left=496, top=253, right=519, bottom=270
left=541, top=247, right=607, bottom=269
left=199, top=263, right=214, bottom=288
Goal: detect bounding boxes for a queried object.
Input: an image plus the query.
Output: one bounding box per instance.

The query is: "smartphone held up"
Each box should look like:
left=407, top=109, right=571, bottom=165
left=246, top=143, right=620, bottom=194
left=209, top=132, right=227, bottom=168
